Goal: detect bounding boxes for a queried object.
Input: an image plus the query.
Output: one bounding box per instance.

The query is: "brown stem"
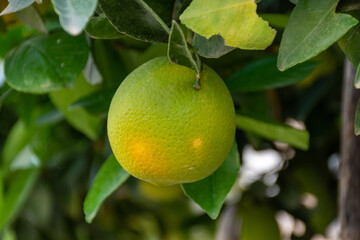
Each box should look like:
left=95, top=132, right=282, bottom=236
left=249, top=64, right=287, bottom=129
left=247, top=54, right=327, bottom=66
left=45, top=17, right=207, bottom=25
left=340, top=58, right=360, bottom=239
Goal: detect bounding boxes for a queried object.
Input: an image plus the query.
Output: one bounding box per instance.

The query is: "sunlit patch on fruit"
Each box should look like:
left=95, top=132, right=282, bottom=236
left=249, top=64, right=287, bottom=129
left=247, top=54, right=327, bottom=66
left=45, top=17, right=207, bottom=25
left=192, top=138, right=202, bottom=149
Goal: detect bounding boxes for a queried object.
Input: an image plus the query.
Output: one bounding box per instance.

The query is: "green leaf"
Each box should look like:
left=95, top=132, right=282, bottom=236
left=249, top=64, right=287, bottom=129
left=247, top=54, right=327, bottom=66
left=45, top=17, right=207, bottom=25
left=145, top=0, right=176, bottom=25
left=236, top=111, right=309, bottom=150
left=0, top=0, right=35, bottom=16
left=51, top=0, right=97, bottom=35
left=92, top=40, right=128, bottom=87
left=240, top=203, right=280, bottom=240
left=180, top=0, right=276, bottom=50
left=68, top=88, right=116, bottom=115
left=15, top=5, right=47, bottom=33
left=356, top=64, right=360, bottom=89
left=35, top=109, right=63, bottom=126
left=0, top=168, right=40, bottom=231
left=98, top=0, right=170, bottom=43
left=5, top=31, right=89, bottom=93
left=355, top=97, right=360, bottom=135
left=85, top=15, right=124, bottom=39
left=192, top=34, right=234, bottom=58
left=49, top=75, right=102, bottom=140
left=1, top=120, right=37, bottom=173
left=277, top=0, right=358, bottom=71
left=168, top=20, right=200, bottom=73
left=226, top=57, right=317, bottom=92
left=181, top=141, right=240, bottom=219
left=84, top=155, right=130, bottom=223
left=338, top=24, right=360, bottom=87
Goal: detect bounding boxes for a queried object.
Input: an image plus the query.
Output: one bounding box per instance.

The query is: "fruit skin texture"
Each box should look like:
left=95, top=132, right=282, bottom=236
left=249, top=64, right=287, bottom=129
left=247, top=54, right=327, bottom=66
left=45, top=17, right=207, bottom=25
left=107, top=57, right=235, bottom=186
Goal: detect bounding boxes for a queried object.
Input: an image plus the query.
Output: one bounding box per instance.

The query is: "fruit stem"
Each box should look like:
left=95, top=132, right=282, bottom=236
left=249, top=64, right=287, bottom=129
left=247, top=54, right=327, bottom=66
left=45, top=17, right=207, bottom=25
left=194, top=73, right=201, bottom=90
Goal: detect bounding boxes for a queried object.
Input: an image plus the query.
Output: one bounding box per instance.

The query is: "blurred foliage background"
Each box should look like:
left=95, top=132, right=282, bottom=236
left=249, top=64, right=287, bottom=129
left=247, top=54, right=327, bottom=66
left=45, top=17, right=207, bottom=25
left=0, top=0, right=353, bottom=239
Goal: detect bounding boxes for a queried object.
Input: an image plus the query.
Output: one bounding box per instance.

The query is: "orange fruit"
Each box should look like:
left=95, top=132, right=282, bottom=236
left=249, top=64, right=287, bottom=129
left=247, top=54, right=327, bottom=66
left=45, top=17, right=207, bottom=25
left=107, top=57, right=235, bottom=185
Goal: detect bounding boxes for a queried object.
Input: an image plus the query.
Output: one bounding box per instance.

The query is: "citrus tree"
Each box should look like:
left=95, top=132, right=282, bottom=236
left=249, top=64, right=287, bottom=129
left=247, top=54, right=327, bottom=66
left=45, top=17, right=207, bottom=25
left=0, top=0, right=359, bottom=239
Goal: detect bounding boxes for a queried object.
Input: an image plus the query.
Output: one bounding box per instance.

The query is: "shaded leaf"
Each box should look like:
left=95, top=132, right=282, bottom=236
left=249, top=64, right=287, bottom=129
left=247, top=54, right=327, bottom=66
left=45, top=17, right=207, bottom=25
left=35, top=109, right=63, bottom=126
left=180, top=0, right=276, bottom=50
left=68, top=88, right=116, bottom=115
left=145, top=0, right=176, bottom=25
left=0, top=0, right=34, bottom=16
left=0, top=169, right=40, bottom=230
left=51, top=0, right=97, bottom=36
left=1, top=120, right=37, bottom=173
left=5, top=31, right=89, bottom=93
left=92, top=40, right=128, bottom=87
left=181, top=141, right=240, bottom=219
left=338, top=24, right=360, bottom=88
left=236, top=111, right=309, bottom=150
left=192, top=34, right=234, bottom=58
left=49, top=75, right=102, bottom=140
left=15, top=5, right=47, bottom=33
left=277, top=0, right=358, bottom=71
left=84, top=155, right=130, bottom=223
left=226, top=57, right=317, bottom=92
left=85, top=15, right=124, bottom=39
left=98, top=0, right=170, bottom=43
left=168, top=20, right=200, bottom=72
left=355, top=97, right=360, bottom=135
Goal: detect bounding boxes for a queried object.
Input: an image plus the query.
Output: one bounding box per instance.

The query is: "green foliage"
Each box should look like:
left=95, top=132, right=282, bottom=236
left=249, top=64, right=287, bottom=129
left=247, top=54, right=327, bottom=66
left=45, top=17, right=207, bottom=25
left=226, top=57, right=318, bottom=92
left=236, top=111, right=309, bottom=150
left=51, top=0, right=97, bottom=36
left=180, top=0, right=276, bottom=49
left=338, top=24, right=360, bottom=87
left=192, top=34, right=234, bottom=58
left=85, top=15, right=124, bottom=39
left=168, top=20, right=200, bottom=73
left=5, top=31, right=89, bottom=93
left=0, top=169, right=40, bottom=230
left=0, top=0, right=35, bottom=16
left=15, top=5, right=47, bottom=33
left=49, top=75, right=101, bottom=140
left=277, top=0, right=358, bottom=71
left=181, top=141, right=240, bottom=219
left=98, top=0, right=170, bottom=43
left=84, top=155, right=130, bottom=223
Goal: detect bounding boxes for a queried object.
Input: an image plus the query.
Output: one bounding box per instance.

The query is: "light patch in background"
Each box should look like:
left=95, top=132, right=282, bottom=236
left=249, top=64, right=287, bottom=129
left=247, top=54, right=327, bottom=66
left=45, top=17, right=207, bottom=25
left=310, top=219, right=340, bottom=240
left=328, top=153, right=340, bottom=178
left=239, top=145, right=283, bottom=189
left=83, top=52, right=102, bottom=85
left=301, top=192, right=318, bottom=209
left=0, top=59, right=5, bottom=88
left=266, top=184, right=280, bottom=198
left=276, top=211, right=306, bottom=240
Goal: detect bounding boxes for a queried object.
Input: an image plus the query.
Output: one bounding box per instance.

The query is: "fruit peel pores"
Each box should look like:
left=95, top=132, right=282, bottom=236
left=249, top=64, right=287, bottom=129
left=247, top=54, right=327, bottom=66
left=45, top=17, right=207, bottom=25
left=107, top=57, right=235, bottom=185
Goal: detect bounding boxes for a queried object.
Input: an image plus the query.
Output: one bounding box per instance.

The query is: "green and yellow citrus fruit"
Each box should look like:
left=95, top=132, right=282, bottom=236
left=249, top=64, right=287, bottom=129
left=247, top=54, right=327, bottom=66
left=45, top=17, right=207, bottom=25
left=107, top=57, right=235, bottom=185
